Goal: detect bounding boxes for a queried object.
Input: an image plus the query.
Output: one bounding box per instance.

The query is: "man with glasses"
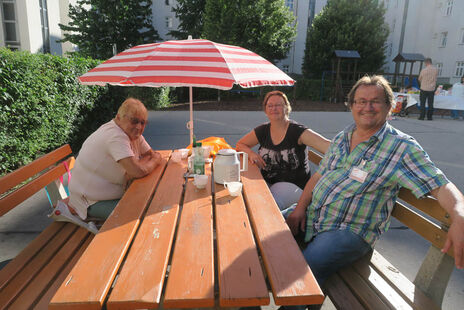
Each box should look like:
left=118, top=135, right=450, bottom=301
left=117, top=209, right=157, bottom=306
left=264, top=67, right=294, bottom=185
left=285, top=75, right=464, bottom=300
left=66, top=97, right=161, bottom=222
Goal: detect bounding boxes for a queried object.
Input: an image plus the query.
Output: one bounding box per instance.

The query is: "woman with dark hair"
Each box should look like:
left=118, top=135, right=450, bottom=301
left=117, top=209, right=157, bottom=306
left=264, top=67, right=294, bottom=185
left=236, top=91, right=330, bottom=212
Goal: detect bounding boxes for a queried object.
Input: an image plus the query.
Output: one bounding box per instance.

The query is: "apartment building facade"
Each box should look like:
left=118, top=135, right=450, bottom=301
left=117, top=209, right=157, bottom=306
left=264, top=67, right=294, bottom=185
left=1, top=0, right=462, bottom=83
left=382, top=0, right=464, bottom=84
left=0, top=0, right=77, bottom=55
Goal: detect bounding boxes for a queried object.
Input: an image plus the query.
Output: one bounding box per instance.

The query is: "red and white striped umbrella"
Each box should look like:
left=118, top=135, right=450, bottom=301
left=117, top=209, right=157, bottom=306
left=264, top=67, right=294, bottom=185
left=79, top=38, right=295, bottom=143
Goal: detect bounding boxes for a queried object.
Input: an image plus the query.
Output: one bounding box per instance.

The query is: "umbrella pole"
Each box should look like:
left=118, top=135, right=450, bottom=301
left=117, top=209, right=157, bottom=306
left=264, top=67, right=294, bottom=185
left=189, top=86, right=193, bottom=145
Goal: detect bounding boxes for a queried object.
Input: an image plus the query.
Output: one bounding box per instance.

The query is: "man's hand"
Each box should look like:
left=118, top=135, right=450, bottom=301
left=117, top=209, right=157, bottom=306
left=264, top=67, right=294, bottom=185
left=286, top=207, right=306, bottom=236
left=442, top=215, right=464, bottom=269
left=431, top=183, right=464, bottom=269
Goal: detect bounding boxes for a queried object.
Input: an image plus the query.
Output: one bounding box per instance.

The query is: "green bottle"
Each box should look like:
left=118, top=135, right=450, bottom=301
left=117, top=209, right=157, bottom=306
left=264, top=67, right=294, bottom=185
left=193, top=140, right=205, bottom=175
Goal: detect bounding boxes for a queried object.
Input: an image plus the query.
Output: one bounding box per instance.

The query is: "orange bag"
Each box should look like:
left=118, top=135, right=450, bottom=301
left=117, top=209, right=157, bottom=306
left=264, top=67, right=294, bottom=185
left=186, top=137, right=232, bottom=157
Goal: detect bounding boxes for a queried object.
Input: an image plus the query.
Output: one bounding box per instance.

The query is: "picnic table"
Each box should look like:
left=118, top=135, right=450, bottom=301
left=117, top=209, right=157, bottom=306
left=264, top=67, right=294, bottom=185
left=49, top=150, right=324, bottom=309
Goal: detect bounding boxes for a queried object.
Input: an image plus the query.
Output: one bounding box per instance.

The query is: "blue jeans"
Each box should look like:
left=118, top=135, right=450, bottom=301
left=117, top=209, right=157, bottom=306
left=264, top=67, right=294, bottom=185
left=280, top=229, right=371, bottom=310
left=87, top=199, right=120, bottom=219
left=270, top=182, right=303, bottom=211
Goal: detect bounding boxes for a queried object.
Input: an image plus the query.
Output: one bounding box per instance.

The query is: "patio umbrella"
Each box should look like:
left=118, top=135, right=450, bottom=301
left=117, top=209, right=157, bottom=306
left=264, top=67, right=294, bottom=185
left=79, top=38, right=295, bottom=144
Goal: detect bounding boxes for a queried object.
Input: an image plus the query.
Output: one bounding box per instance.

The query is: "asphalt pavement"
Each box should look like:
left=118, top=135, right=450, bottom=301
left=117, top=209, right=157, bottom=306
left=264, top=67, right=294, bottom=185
left=1, top=110, right=463, bottom=309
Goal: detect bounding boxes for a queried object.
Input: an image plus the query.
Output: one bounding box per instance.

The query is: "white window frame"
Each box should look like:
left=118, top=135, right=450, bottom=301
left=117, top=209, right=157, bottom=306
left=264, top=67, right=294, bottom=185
left=459, top=28, right=464, bottom=44
left=455, top=61, right=464, bottom=77
left=445, top=0, right=453, bottom=16
left=1, top=0, right=20, bottom=49
left=282, top=65, right=289, bottom=73
left=439, top=32, right=448, bottom=47
left=436, top=63, right=443, bottom=77
left=165, top=16, right=173, bottom=29
left=285, top=0, right=294, bottom=11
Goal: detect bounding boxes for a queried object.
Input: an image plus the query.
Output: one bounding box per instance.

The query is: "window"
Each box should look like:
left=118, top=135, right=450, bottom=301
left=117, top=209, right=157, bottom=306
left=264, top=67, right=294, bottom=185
left=455, top=61, right=464, bottom=77
left=282, top=65, right=289, bottom=73
left=445, top=0, right=453, bottom=16
left=391, top=18, right=396, bottom=33
left=165, top=0, right=170, bottom=5
left=440, top=32, right=448, bottom=47
left=459, top=28, right=464, bottom=44
left=436, top=63, right=443, bottom=76
left=39, top=0, right=50, bottom=53
left=1, top=0, right=19, bottom=49
left=388, top=43, right=392, bottom=57
left=285, top=0, right=294, bottom=11
left=165, top=16, right=173, bottom=29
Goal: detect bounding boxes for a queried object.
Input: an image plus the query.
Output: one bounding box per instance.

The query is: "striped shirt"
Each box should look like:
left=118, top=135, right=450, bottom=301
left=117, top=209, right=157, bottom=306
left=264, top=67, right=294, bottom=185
left=418, top=65, right=438, bottom=91
left=306, top=122, right=448, bottom=246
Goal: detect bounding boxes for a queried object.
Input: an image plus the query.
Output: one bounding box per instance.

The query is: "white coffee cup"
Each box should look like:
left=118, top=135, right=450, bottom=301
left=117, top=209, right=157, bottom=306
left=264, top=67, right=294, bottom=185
left=224, top=181, right=242, bottom=196
left=193, top=174, right=209, bottom=189
left=171, top=151, right=182, bottom=163
left=178, top=148, right=189, bottom=159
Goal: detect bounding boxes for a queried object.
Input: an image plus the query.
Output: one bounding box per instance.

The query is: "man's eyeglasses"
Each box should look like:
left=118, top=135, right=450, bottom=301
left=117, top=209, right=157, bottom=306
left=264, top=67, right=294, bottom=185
left=353, top=99, right=384, bottom=107
left=267, top=104, right=284, bottom=109
left=129, top=117, right=147, bottom=126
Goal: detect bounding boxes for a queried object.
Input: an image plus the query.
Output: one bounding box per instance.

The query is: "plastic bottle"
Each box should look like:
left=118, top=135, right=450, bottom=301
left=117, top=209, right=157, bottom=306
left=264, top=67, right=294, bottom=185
left=193, top=138, right=205, bottom=175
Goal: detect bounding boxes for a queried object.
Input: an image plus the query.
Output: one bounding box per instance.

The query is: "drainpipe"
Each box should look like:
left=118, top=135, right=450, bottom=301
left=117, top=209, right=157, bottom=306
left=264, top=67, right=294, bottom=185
left=394, top=0, right=409, bottom=85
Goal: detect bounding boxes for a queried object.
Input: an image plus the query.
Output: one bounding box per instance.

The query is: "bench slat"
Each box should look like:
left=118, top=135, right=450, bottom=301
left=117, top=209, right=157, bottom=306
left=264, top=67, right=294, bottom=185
left=392, top=201, right=453, bottom=257
left=106, top=157, right=186, bottom=310
left=7, top=227, right=91, bottom=309
left=49, top=151, right=171, bottom=310
left=0, top=224, right=78, bottom=308
left=215, top=183, right=269, bottom=307
left=338, top=266, right=391, bottom=310
left=398, top=188, right=450, bottom=226
left=368, top=250, right=441, bottom=310
left=0, top=157, right=75, bottom=216
left=163, top=172, right=214, bottom=308
left=241, top=165, right=324, bottom=306
left=0, top=144, right=72, bottom=194
left=350, top=256, right=414, bottom=309
left=34, top=235, right=93, bottom=310
left=0, top=222, right=65, bottom=290
left=324, top=273, right=365, bottom=309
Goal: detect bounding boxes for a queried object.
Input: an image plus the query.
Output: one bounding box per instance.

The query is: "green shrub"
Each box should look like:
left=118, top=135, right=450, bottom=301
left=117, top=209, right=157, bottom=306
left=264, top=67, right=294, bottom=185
left=0, top=49, right=170, bottom=174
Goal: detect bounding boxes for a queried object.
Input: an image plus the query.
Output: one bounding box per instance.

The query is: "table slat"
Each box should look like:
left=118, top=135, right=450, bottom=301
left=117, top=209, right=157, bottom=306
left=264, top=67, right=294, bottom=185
left=214, top=183, right=269, bottom=307
left=241, top=165, right=324, bottom=306
left=107, top=157, right=187, bottom=310
left=163, top=171, right=214, bottom=308
left=49, top=151, right=171, bottom=310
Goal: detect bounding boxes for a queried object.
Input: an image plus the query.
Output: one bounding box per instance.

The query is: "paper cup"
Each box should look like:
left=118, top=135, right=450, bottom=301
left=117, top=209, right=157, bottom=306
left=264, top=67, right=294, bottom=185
left=193, top=174, right=208, bottom=189
left=171, top=151, right=182, bottom=163
left=224, top=181, right=242, bottom=196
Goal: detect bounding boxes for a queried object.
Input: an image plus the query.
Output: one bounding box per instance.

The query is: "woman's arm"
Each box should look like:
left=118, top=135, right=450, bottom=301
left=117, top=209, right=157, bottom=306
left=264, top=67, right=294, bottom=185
left=298, top=128, right=330, bottom=154
left=236, top=130, right=266, bottom=168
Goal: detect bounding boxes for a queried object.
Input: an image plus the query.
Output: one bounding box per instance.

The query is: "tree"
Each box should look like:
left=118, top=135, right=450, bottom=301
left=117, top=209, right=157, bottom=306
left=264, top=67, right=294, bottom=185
left=168, top=0, right=206, bottom=40
left=59, top=0, right=160, bottom=59
left=302, top=0, right=389, bottom=77
left=202, top=0, right=296, bottom=63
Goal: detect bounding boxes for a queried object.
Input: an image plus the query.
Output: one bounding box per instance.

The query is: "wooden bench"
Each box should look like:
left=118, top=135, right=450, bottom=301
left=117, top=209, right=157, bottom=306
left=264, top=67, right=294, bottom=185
left=0, top=144, right=95, bottom=309
left=307, top=150, right=455, bottom=310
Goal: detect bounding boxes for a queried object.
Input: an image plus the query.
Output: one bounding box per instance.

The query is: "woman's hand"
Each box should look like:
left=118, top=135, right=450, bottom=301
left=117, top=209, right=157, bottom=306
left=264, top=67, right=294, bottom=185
left=286, top=206, right=306, bottom=236
left=249, top=151, right=266, bottom=169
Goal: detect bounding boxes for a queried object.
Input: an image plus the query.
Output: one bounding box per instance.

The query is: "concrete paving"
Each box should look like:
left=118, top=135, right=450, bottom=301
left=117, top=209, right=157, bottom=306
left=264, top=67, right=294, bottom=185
left=1, top=110, right=463, bottom=309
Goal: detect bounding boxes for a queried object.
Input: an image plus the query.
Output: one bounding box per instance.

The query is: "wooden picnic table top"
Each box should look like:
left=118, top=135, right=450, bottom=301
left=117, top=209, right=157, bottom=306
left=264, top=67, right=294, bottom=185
left=49, top=150, right=324, bottom=310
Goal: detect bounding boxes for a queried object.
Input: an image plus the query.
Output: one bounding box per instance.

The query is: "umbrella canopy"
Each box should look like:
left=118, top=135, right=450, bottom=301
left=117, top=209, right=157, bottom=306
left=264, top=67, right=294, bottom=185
left=79, top=38, right=295, bottom=143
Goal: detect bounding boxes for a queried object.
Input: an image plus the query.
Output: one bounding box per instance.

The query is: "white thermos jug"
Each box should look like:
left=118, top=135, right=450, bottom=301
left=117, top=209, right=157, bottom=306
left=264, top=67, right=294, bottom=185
left=213, top=149, right=248, bottom=184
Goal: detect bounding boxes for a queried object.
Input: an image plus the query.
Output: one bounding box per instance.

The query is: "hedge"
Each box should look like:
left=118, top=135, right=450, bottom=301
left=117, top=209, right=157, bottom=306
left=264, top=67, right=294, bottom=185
left=0, top=49, right=169, bottom=174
